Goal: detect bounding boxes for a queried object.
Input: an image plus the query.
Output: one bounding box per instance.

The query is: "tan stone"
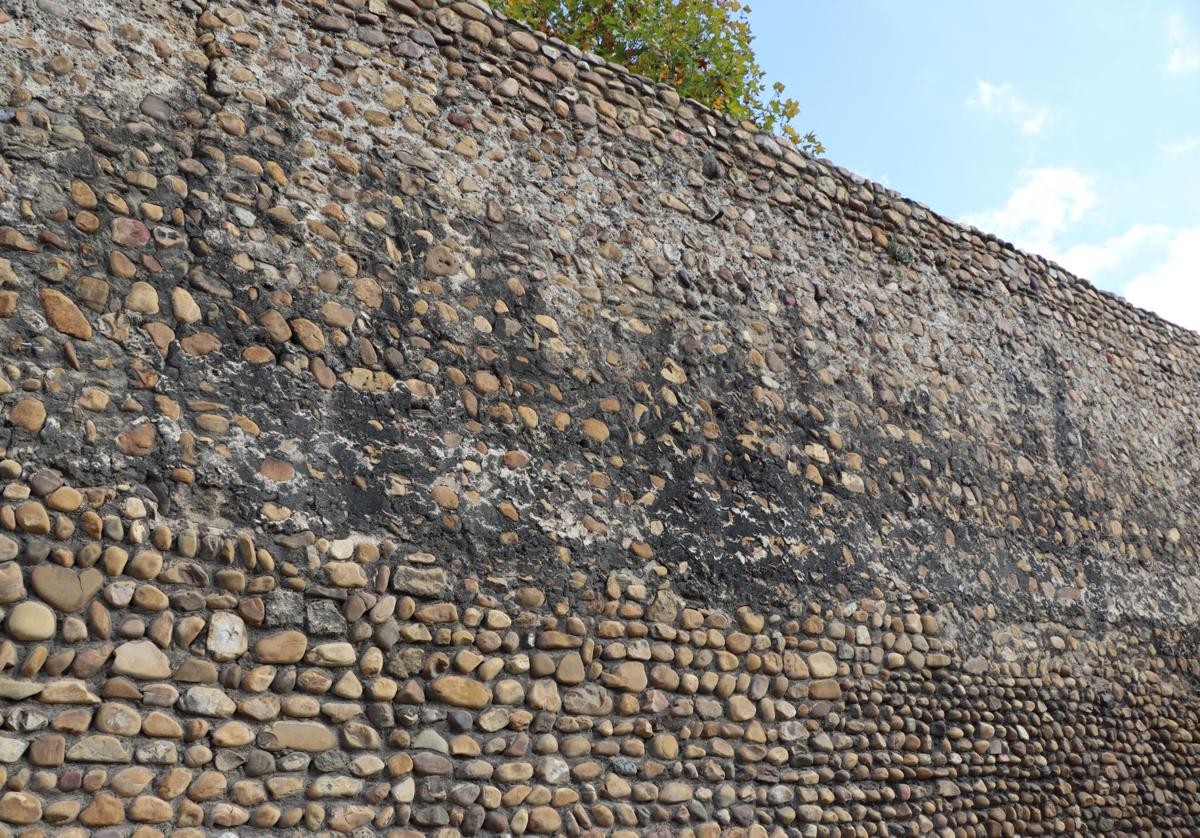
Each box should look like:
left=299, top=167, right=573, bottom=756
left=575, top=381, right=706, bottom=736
left=71, top=180, right=97, bottom=208
left=95, top=702, right=143, bottom=736
left=651, top=733, right=679, bottom=759
left=0, top=679, right=41, bottom=700
left=8, top=600, right=55, bottom=640
left=46, top=485, right=84, bottom=512
left=601, top=661, right=647, bottom=692
left=143, top=710, right=184, bottom=738
left=431, top=484, right=459, bottom=510
left=415, top=602, right=458, bottom=624
left=41, top=289, right=93, bottom=339
left=810, top=679, right=842, bottom=700
left=125, top=281, right=160, bottom=313
left=180, top=686, right=236, bottom=717
left=258, top=309, right=292, bottom=342
left=556, top=653, right=586, bottom=685
left=494, top=679, right=525, bottom=704
left=527, top=679, right=561, bottom=712
left=212, top=801, right=250, bottom=827
left=528, top=806, right=562, bottom=833
left=308, top=641, right=356, bottom=666
left=117, top=421, right=157, bottom=456
left=112, top=640, right=172, bottom=679
left=129, top=549, right=163, bottom=579
left=425, top=244, right=459, bottom=275
left=111, top=217, right=150, bottom=247
left=44, top=799, right=81, bottom=824
left=0, top=563, right=24, bottom=604
left=128, top=794, right=173, bottom=823
left=213, top=720, right=255, bottom=747
left=134, top=584, right=169, bottom=610
left=112, top=766, right=155, bottom=796
left=188, top=771, right=227, bottom=802
left=10, top=398, right=46, bottom=433
left=582, top=417, right=610, bottom=442
left=31, top=564, right=103, bottom=612
left=68, top=734, right=132, bottom=763
left=171, top=287, right=202, bottom=323
left=659, top=781, right=694, bottom=804
left=262, top=721, right=336, bottom=752
left=728, top=695, right=756, bottom=722
left=0, top=791, right=42, bottom=825
left=737, top=607, right=765, bottom=633
left=0, top=733, right=30, bottom=758
left=14, top=500, right=49, bottom=534
left=39, top=678, right=99, bottom=704
left=156, top=767, right=192, bottom=800
left=807, top=651, right=838, bottom=679
left=255, top=630, right=307, bottom=663
left=260, top=458, right=295, bottom=481
left=327, top=561, right=368, bottom=588
left=80, top=793, right=125, bottom=826
left=290, top=317, right=325, bottom=350
left=430, top=676, right=492, bottom=709
left=330, top=804, right=374, bottom=832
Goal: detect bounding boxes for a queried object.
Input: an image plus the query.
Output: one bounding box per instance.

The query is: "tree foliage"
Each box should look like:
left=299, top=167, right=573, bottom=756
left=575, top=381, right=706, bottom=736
left=489, top=0, right=823, bottom=154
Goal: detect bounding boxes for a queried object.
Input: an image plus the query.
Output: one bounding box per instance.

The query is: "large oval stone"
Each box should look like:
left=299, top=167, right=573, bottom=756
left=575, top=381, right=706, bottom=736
left=31, top=564, right=104, bottom=612
left=7, top=601, right=54, bottom=641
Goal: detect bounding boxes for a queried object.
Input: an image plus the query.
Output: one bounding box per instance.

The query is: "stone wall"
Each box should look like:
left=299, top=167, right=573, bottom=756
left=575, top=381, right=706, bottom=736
left=0, top=0, right=1197, bottom=834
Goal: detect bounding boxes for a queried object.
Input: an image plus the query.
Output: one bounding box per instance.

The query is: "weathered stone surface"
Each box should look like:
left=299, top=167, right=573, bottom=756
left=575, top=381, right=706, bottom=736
left=0, top=0, right=1195, bottom=833
left=38, top=679, right=97, bottom=704
left=0, top=738, right=28, bottom=763
left=392, top=566, right=446, bottom=597
left=0, top=677, right=42, bottom=701
left=206, top=612, right=247, bottom=661
left=67, top=735, right=131, bottom=763
left=180, top=687, right=236, bottom=718
left=0, top=563, right=24, bottom=604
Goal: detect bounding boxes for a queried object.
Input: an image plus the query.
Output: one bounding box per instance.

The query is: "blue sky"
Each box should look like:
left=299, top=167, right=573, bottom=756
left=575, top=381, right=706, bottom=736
left=750, top=1, right=1200, bottom=330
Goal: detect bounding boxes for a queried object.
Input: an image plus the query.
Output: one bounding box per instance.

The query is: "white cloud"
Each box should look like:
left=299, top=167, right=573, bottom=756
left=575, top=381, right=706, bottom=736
left=961, top=168, right=1095, bottom=258
left=964, top=167, right=1200, bottom=333
left=1059, top=223, right=1173, bottom=278
left=967, top=80, right=1048, bottom=135
left=1123, top=225, right=1200, bottom=330
left=1162, top=136, right=1200, bottom=154
left=1167, top=12, right=1200, bottom=74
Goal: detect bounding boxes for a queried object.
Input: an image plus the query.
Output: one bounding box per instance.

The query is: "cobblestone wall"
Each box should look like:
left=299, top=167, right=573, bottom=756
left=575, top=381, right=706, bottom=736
left=0, top=0, right=1197, bottom=834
